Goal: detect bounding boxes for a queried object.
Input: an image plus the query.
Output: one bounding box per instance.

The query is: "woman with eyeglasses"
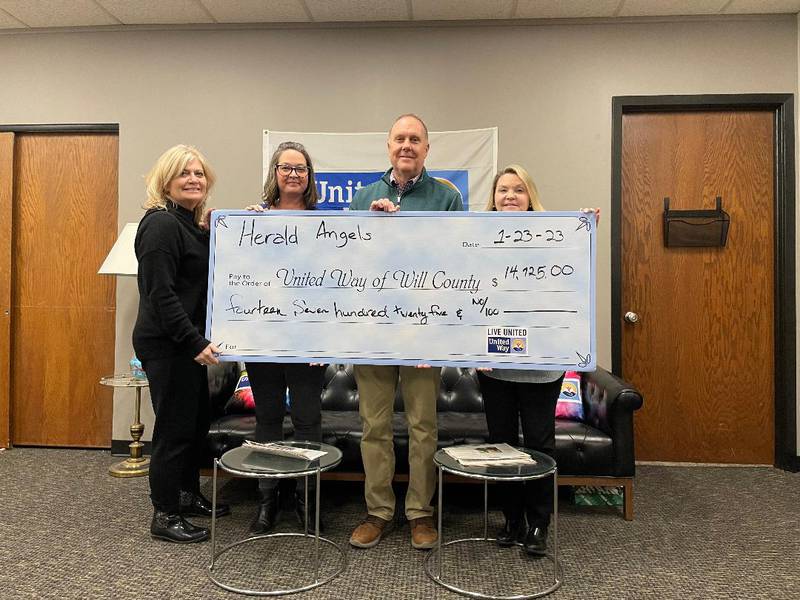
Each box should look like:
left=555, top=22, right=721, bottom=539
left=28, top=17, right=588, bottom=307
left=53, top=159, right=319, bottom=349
left=478, top=164, right=599, bottom=557
left=244, top=141, right=327, bottom=535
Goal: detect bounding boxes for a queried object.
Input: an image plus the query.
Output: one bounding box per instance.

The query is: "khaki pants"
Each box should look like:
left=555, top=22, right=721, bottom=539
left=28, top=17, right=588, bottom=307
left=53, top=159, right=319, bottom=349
left=354, top=364, right=440, bottom=521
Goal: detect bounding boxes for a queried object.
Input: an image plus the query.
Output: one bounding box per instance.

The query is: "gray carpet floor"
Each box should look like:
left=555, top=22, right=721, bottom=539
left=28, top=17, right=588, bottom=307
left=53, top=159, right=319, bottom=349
left=0, top=448, right=798, bottom=599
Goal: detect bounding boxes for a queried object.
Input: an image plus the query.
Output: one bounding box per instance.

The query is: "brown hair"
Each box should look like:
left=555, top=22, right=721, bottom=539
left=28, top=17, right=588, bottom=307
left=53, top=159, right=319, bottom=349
left=262, top=141, right=318, bottom=209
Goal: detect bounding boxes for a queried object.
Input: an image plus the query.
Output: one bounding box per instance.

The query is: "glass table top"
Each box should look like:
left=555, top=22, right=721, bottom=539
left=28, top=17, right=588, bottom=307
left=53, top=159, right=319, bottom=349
left=220, top=441, right=343, bottom=476
left=434, top=447, right=556, bottom=481
left=99, top=374, right=149, bottom=388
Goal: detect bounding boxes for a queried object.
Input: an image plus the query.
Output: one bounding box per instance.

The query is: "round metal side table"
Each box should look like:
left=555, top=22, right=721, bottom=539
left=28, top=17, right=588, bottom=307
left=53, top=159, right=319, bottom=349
left=208, top=442, right=346, bottom=596
left=425, top=447, right=561, bottom=599
left=99, top=374, right=149, bottom=477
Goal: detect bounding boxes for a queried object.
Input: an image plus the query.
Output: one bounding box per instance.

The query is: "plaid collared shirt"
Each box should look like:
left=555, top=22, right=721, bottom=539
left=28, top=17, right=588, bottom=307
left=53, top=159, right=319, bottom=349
left=389, top=171, right=421, bottom=202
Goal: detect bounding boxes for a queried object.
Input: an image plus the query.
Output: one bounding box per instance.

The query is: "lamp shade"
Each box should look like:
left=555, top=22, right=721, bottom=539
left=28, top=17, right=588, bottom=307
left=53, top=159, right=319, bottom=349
left=98, top=222, right=139, bottom=276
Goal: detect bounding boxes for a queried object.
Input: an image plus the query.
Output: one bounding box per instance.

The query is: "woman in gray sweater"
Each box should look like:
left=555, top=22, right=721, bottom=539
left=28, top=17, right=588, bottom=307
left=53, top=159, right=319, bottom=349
left=478, top=164, right=597, bottom=557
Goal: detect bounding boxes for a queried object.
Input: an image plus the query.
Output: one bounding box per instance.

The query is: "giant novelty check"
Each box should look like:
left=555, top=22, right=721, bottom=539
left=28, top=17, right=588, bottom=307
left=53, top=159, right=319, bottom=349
left=206, top=210, right=596, bottom=370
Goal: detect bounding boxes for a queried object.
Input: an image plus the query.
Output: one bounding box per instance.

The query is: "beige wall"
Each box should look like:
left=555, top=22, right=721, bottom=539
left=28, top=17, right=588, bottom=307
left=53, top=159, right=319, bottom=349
left=0, top=17, right=796, bottom=448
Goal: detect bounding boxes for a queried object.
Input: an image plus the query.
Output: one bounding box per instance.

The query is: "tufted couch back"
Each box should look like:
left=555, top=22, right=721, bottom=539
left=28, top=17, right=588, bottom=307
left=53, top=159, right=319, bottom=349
left=320, top=364, right=484, bottom=413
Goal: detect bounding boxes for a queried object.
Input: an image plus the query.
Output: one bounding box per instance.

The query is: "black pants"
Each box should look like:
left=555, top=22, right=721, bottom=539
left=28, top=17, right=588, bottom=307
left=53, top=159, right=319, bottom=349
left=478, top=372, right=563, bottom=528
left=142, top=355, right=210, bottom=513
left=245, top=362, right=325, bottom=494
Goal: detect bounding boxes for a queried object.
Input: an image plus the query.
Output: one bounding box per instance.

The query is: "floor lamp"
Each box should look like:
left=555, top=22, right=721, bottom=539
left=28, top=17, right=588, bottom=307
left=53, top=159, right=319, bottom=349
left=98, top=223, right=150, bottom=477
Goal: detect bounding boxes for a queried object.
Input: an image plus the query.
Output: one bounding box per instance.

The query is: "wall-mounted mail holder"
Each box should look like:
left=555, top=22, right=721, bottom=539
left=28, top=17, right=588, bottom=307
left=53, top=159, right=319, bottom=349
left=663, top=196, right=730, bottom=248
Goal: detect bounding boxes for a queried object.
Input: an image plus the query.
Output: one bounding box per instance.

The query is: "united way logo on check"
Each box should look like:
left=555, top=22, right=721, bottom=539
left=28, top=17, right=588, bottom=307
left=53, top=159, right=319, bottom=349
left=486, top=327, right=528, bottom=355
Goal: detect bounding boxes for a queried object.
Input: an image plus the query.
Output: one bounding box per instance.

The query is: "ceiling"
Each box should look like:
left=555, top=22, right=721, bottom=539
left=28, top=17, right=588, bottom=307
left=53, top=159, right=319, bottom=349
left=0, top=0, right=798, bottom=31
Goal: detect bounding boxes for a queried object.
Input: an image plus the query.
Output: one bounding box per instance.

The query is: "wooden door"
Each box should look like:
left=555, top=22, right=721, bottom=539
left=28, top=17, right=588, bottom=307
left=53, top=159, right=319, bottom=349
left=7, top=133, right=118, bottom=447
left=621, top=111, right=774, bottom=464
left=0, top=133, right=12, bottom=448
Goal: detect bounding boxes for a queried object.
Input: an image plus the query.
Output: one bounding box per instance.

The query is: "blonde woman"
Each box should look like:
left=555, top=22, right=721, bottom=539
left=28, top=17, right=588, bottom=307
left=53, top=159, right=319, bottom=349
left=133, top=144, right=229, bottom=544
left=479, top=164, right=598, bottom=556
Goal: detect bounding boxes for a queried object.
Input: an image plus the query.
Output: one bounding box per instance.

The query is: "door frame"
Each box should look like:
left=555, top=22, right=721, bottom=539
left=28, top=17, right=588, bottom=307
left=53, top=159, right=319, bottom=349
left=0, top=124, right=118, bottom=133
left=610, top=94, right=797, bottom=471
left=0, top=123, right=119, bottom=449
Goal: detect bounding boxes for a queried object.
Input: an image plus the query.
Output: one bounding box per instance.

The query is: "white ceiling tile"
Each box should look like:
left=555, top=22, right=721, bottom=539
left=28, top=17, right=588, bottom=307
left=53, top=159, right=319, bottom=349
left=515, top=0, right=620, bottom=19
left=0, top=0, right=795, bottom=31
left=618, top=0, right=729, bottom=16
left=0, top=6, right=26, bottom=28
left=724, top=0, right=800, bottom=13
left=412, top=0, right=515, bottom=21
left=97, top=0, right=213, bottom=25
left=0, top=0, right=120, bottom=27
left=202, top=0, right=309, bottom=23
left=305, top=0, right=408, bottom=22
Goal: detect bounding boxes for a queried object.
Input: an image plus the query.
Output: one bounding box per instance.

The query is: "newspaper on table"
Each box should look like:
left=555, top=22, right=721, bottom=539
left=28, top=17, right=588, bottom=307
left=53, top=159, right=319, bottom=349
left=443, top=443, right=536, bottom=467
left=242, top=440, right=326, bottom=461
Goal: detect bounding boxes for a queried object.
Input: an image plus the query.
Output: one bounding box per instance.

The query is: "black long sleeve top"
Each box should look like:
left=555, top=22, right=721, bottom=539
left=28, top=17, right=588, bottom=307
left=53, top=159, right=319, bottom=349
left=132, top=205, right=211, bottom=360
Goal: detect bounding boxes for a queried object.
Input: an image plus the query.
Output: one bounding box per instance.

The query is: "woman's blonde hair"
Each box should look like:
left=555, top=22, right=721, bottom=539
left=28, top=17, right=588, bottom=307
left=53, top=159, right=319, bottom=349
left=262, top=141, right=318, bottom=209
left=484, top=164, right=544, bottom=212
left=144, top=144, right=216, bottom=224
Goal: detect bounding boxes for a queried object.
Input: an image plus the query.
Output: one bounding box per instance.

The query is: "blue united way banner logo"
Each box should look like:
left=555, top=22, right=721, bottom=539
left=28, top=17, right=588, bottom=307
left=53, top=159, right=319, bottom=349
left=315, top=172, right=382, bottom=210
left=315, top=170, right=470, bottom=211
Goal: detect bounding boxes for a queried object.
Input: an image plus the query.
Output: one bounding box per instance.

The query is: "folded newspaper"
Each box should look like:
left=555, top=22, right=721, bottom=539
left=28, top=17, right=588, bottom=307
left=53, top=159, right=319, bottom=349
left=443, top=443, right=536, bottom=467
left=242, top=440, right=326, bottom=461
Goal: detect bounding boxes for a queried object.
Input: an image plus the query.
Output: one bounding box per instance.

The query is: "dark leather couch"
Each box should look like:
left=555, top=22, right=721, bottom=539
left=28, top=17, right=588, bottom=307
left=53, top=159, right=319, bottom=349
left=205, top=363, right=644, bottom=519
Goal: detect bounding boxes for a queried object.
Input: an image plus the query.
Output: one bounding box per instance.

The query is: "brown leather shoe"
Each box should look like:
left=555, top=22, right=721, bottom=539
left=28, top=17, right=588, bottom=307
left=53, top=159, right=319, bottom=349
left=349, top=515, right=393, bottom=548
left=410, top=516, right=438, bottom=550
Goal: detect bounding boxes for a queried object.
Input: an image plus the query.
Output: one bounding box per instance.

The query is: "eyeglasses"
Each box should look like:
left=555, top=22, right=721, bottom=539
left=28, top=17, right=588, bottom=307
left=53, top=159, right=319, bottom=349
left=276, top=164, right=309, bottom=176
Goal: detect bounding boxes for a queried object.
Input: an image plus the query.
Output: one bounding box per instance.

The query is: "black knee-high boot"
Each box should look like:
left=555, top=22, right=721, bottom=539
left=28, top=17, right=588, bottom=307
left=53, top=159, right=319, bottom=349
left=250, top=485, right=279, bottom=534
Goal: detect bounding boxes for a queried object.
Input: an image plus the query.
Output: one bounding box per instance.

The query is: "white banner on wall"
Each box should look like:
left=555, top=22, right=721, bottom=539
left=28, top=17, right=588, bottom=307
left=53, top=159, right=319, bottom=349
left=263, top=128, right=498, bottom=211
